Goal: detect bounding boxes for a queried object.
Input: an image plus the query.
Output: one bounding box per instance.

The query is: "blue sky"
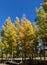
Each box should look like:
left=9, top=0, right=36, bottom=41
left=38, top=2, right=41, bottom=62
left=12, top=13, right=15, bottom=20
left=0, top=0, right=44, bottom=30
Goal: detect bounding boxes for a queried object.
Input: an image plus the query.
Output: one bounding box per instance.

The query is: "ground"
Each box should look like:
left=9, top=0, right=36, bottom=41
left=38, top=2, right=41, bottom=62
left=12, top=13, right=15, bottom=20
left=0, top=63, right=6, bottom=65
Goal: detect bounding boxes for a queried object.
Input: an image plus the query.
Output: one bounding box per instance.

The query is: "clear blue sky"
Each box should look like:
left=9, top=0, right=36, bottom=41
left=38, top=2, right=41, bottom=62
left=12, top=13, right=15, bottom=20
left=0, top=0, right=44, bottom=30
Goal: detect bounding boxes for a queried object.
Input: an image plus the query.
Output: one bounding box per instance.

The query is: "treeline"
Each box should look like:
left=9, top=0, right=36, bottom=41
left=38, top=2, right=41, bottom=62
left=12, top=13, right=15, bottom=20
left=0, top=0, right=47, bottom=60
left=0, top=17, right=38, bottom=58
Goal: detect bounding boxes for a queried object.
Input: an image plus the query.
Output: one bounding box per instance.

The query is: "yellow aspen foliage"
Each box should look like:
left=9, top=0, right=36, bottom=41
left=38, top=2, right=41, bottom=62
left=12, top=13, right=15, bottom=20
left=2, top=17, right=17, bottom=55
left=17, top=17, right=37, bottom=56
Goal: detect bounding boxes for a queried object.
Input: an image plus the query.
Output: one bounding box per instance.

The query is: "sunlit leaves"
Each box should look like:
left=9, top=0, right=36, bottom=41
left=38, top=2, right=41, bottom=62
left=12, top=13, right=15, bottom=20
left=1, top=16, right=38, bottom=57
left=14, top=17, right=38, bottom=57
left=2, top=17, right=17, bottom=55
left=36, top=1, right=47, bottom=42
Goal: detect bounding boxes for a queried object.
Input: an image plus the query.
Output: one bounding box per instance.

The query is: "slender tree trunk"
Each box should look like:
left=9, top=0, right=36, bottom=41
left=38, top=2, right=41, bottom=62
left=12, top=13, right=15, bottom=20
left=6, top=54, right=8, bottom=62
left=1, top=52, right=3, bottom=63
left=40, top=53, right=42, bottom=61
left=32, top=53, right=33, bottom=60
left=43, top=41, right=45, bottom=61
left=11, top=45, right=13, bottom=61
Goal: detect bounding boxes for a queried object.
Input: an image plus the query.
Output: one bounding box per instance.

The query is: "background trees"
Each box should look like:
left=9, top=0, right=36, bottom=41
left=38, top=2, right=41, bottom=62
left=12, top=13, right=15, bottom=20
left=1, top=17, right=17, bottom=59
left=0, top=16, right=38, bottom=59
left=35, top=0, right=47, bottom=60
left=0, top=0, right=47, bottom=60
left=15, top=17, right=38, bottom=59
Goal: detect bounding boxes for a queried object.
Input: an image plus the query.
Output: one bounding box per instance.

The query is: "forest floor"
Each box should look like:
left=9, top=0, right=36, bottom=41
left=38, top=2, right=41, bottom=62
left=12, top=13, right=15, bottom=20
left=0, top=64, right=7, bottom=65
